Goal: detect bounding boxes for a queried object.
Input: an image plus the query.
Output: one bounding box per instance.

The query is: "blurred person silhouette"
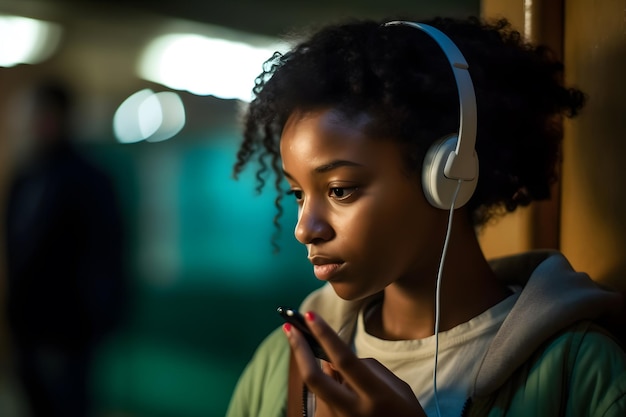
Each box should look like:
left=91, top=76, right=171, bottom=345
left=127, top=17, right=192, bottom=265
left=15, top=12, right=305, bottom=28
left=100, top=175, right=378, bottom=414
left=3, top=80, right=128, bottom=417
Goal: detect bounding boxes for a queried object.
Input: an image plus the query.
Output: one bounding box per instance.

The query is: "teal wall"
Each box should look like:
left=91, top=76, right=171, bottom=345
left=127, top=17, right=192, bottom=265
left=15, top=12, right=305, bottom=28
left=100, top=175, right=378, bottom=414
left=85, top=127, right=321, bottom=417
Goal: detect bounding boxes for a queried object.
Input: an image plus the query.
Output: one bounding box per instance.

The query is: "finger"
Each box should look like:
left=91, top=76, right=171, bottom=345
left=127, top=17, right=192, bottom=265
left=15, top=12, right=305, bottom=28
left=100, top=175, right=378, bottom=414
left=361, top=358, right=398, bottom=385
left=361, top=358, right=423, bottom=407
left=321, top=360, right=343, bottom=384
left=361, top=358, right=412, bottom=394
left=314, top=396, right=339, bottom=417
left=283, top=323, right=356, bottom=409
left=324, top=357, right=425, bottom=417
left=303, top=311, right=384, bottom=395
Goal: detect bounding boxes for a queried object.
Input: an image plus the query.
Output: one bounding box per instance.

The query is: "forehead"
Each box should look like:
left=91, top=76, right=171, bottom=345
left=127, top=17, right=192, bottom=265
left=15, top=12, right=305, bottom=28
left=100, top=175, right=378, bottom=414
left=283, top=107, right=369, bottom=139
left=281, top=108, right=384, bottom=158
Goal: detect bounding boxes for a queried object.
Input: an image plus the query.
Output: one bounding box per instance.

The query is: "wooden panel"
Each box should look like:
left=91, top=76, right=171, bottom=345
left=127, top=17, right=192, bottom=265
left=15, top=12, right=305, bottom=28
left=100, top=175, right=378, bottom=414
left=561, top=0, right=626, bottom=289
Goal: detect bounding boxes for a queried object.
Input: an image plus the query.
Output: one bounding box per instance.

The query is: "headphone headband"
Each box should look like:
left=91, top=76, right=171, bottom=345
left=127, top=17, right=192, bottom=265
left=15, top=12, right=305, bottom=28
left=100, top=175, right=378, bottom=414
left=384, top=21, right=478, bottom=181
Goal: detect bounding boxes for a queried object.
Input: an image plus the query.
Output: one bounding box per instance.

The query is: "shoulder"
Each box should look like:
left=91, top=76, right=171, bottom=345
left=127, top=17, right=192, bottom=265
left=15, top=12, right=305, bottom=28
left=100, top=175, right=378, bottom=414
left=226, top=327, right=290, bottom=417
left=471, top=321, right=626, bottom=417
left=236, top=326, right=290, bottom=387
left=300, top=283, right=380, bottom=338
left=564, top=322, right=626, bottom=416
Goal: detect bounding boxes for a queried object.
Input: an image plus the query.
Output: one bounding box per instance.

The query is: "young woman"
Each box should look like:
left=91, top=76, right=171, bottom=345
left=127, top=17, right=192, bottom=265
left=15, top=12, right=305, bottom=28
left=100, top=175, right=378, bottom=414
left=226, top=16, right=626, bottom=417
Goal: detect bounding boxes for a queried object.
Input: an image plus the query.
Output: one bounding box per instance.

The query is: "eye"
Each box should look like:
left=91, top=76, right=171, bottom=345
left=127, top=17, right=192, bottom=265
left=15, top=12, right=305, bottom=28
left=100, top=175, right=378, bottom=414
left=286, top=189, right=303, bottom=201
left=329, top=187, right=358, bottom=201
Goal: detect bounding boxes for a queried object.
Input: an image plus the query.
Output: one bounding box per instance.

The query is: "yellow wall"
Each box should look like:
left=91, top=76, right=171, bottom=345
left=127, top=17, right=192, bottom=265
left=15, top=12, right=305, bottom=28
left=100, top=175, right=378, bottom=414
left=480, top=0, right=626, bottom=292
left=561, top=0, right=626, bottom=290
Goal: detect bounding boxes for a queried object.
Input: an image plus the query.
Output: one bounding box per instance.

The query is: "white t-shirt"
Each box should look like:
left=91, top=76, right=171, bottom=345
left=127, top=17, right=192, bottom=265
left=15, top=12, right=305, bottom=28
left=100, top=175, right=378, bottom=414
left=353, top=292, right=519, bottom=417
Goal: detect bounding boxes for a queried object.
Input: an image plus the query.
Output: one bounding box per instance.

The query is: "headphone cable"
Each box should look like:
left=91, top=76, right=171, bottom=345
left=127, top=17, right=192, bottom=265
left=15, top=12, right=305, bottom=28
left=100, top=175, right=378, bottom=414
left=432, top=179, right=463, bottom=417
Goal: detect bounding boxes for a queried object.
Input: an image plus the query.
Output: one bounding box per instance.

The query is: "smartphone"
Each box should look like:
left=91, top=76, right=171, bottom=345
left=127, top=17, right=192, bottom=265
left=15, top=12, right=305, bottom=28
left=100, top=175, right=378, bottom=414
left=277, top=306, right=330, bottom=362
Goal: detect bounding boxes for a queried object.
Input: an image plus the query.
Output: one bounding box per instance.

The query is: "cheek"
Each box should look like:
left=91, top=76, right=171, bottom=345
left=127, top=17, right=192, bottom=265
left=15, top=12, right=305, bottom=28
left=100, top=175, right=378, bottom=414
left=349, top=192, right=443, bottom=267
left=339, top=195, right=424, bottom=256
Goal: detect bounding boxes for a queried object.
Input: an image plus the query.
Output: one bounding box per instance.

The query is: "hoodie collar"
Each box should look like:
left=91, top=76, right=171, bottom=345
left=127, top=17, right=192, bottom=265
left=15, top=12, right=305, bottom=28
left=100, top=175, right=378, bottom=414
left=473, top=250, right=623, bottom=395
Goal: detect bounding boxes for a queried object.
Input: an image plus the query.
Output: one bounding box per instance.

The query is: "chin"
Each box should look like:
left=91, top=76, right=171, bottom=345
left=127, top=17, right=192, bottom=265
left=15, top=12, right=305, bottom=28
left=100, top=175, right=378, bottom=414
left=330, top=282, right=381, bottom=302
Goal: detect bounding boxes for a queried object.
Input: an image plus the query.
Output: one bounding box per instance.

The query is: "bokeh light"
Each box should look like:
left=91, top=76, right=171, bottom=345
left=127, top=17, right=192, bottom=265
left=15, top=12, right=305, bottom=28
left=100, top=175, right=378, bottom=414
left=138, top=33, right=287, bottom=102
left=113, top=89, right=186, bottom=144
left=0, top=15, right=62, bottom=67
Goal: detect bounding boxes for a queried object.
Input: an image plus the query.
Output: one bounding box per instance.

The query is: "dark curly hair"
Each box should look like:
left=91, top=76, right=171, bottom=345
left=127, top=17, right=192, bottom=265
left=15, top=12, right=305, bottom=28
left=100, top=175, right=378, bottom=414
left=233, top=16, right=586, bottom=236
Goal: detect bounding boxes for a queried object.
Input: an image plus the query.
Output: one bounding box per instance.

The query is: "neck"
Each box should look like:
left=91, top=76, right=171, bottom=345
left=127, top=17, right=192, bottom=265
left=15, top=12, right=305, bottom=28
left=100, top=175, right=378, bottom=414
left=366, top=214, right=511, bottom=341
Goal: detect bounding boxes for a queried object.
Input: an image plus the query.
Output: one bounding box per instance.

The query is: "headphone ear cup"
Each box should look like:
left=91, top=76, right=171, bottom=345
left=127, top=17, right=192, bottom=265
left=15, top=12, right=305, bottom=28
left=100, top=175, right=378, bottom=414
left=422, top=135, right=478, bottom=210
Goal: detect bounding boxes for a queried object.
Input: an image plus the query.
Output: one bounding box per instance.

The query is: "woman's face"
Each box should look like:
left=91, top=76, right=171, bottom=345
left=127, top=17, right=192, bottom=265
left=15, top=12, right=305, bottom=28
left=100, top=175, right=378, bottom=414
left=280, top=108, right=447, bottom=300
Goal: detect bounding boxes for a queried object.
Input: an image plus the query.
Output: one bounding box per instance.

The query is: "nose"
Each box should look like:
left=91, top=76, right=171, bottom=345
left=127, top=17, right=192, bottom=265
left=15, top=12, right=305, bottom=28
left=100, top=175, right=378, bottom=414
left=294, top=200, right=334, bottom=244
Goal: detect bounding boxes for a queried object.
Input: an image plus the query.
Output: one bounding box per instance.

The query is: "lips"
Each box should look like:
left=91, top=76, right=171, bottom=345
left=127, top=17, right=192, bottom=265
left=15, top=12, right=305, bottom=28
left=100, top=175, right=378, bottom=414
left=309, top=255, right=344, bottom=281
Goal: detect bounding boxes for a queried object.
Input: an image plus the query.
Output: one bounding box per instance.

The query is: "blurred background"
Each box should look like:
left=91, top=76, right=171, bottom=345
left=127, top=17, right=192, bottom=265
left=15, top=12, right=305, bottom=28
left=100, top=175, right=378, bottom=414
left=0, top=1, right=624, bottom=417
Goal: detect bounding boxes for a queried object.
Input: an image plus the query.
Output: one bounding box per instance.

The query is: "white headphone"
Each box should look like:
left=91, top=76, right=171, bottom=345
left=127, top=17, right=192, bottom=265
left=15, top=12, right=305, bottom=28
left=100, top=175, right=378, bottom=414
left=384, top=21, right=479, bottom=210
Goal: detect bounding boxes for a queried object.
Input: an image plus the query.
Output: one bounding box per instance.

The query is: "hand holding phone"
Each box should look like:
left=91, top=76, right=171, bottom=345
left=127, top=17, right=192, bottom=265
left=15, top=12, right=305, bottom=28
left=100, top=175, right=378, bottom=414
left=277, top=306, right=330, bottom=362
left=282, top=307, right=426, bottom=416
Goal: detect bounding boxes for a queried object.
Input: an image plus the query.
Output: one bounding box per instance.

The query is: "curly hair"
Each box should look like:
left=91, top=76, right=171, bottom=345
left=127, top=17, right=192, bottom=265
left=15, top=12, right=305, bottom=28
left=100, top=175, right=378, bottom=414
left=233, top=16, right=586, bottom=234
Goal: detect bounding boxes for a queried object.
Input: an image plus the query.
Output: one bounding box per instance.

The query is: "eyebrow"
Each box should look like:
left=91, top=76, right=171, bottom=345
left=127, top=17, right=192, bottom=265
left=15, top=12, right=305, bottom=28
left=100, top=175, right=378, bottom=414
left=283, top=160, right=364, bottom=179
